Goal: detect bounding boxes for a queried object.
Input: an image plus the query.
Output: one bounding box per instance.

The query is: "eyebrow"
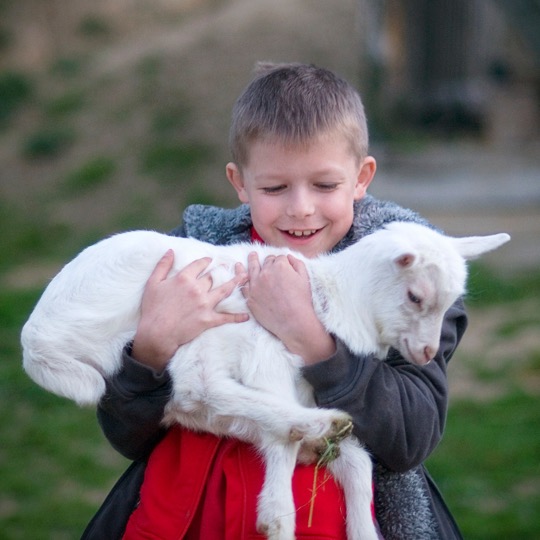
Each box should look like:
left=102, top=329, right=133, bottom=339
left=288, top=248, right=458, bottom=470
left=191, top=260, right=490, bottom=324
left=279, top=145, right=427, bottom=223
left=253, top=167, right=346, bottom=183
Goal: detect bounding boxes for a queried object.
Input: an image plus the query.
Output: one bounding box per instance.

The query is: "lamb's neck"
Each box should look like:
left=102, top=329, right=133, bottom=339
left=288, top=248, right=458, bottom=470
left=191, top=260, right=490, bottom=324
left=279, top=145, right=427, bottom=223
left=308, top=254, right=382, bottom=356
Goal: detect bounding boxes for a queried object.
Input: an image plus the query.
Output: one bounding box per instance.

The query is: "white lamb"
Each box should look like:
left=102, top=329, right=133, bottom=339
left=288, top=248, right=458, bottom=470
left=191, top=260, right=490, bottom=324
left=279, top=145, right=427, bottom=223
left=21, top=221, right=509, bottom=540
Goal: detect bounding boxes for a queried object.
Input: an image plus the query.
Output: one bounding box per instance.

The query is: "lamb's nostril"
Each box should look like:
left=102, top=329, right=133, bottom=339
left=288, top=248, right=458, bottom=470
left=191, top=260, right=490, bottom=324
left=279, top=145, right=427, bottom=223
left=424, top=345, right=436, bottom=362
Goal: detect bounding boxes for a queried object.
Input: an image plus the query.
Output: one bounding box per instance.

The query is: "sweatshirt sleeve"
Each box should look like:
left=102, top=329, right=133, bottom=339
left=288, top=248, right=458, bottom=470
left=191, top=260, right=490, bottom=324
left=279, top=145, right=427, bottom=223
left=97, top=344, right=173, bottom=461
left=302, top=298, right=468, bottom=472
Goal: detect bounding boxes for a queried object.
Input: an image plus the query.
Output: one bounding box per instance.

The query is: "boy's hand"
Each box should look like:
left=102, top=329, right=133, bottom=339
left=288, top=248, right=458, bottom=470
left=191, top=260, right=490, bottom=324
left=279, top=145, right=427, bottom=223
left=245, top=252, right=335, bottom=365
left=132, top=250, right=249, bottom=372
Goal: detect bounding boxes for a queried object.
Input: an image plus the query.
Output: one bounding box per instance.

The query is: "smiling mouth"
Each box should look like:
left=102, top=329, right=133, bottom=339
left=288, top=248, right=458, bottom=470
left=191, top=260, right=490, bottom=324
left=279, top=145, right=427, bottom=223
left=286, top=229, right=319, bottom=237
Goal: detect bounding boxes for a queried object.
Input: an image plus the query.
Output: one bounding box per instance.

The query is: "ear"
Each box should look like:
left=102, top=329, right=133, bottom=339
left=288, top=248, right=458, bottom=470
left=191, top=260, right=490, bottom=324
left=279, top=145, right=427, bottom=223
left=451, top=233, right=511, bottom=260
left=394, top=252, right=417, bottom=269
left=353, top=156, right=377, bottom=200
left=226, top=162, right=249, bottom=203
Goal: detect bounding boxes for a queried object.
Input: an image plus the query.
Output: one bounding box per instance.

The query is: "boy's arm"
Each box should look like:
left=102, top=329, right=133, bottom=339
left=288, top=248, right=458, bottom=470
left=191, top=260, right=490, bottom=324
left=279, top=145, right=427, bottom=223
left=97, top=252, right=249, bottom=460
left=303, top=299, right=468, bottom=472
left=97, top=345, right=172, bottom=461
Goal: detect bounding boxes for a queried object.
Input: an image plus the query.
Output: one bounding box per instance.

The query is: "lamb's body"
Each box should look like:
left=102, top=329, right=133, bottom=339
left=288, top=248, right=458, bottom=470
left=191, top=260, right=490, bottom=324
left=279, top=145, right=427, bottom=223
left=21, top=222, right=509, bottom=540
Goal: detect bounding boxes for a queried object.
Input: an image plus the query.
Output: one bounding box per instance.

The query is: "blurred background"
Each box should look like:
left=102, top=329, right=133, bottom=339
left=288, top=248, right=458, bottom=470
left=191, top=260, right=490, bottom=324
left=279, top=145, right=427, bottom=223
left=0, top=0, right=539, bottom=538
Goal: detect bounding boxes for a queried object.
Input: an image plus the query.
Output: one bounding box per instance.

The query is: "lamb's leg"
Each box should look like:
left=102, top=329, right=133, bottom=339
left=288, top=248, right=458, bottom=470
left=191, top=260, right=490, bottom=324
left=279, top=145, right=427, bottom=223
left=326, top=437, right=380, bottom=540
left=256, top=440, right=300, bottom=540
left=172, top=376, right=352, bottom=444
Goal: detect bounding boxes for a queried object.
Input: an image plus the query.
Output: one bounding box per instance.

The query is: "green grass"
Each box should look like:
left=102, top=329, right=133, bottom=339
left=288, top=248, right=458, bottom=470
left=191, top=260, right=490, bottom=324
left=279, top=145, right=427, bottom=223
left=0, top=70, right=33, bottom=126
left=465, top=261, right=540, bottom=307
left=22, top=126, right=76, bottom=160
left=151, top=105, right=190, bottom=135
left=60, top=156, right=116, bottom=195
left=427, top=391, right=540, bottom=539
left=45, top=90, right=86, bottom=118
left=78, top=15, right=112, bottom=39
left=0, top=201, right=71, bottom=273
left=141, top=141, right=214, bottom=183
left=49, top=57, right=87, bottom=79
left=0, top=288, right=128, bottom=539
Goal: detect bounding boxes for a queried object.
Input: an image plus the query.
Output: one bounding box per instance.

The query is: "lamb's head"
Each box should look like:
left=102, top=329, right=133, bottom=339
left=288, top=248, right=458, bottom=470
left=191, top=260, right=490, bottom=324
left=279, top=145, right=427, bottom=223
left=368, top=222, right=510, bottom=365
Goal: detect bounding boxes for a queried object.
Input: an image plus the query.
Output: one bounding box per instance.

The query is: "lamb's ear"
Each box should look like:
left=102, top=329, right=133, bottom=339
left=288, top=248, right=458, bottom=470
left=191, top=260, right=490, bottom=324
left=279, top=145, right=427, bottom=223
left=451, top=233, right=511, bottom=260
left=394, top=252, right=417, bottom=269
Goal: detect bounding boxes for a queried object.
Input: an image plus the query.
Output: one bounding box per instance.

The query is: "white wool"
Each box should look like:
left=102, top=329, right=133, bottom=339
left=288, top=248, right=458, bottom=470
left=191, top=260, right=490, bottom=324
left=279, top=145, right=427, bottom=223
left=21, top=222, right=509, bottom=540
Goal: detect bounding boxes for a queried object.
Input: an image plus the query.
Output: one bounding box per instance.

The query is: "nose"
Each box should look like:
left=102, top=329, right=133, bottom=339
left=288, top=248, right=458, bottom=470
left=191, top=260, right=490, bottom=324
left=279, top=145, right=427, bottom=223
left=423, top=344, right=437, bottom=363
left=286, top=189, right=315, bottom=219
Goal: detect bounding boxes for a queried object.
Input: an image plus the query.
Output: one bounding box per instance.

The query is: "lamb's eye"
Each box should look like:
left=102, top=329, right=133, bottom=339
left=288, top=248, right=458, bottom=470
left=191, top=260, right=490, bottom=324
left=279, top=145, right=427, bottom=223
left=408, top=291, right=422, bottom=305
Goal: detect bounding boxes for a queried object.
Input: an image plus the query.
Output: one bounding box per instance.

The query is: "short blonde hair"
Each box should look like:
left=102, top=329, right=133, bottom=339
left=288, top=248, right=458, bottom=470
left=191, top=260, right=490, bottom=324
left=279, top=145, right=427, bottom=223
left=229, top=62, right=369, bottom=168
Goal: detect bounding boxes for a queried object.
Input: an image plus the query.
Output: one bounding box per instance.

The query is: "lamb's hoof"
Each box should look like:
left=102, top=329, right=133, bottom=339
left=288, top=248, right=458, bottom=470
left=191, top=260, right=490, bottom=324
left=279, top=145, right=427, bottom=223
left=316, top=438, right=341, bottom=465
left=313, top=419, right=353, bottom=466
left=290, top=410, right=352, bottom=444
left=289, top=428, right=304, bottom=442
left=329, top=417, right=353, bottom=443
left=256, top=519, right=296, bottom=540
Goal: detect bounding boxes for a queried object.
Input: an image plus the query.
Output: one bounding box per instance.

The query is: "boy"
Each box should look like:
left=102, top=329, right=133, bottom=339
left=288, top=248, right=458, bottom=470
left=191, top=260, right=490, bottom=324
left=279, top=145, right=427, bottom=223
left=85, top=63, right=466, bottom=539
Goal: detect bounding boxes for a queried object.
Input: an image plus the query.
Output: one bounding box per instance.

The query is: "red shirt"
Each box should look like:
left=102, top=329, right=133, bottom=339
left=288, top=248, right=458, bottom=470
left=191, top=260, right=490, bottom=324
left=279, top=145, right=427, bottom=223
left=123, top=427, right=350, bottom=540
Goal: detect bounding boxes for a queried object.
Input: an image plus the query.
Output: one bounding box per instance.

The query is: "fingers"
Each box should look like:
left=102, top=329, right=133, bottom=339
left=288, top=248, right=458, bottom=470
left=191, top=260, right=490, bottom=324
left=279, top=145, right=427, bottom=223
left=149, top=252, right=213, bottom=285
left=203, top=262, right=248, bottom=313
left=207, top=267, right=250, bottom=324
left=287, top=254, right=307, bottom=276
left=248, top=251, right=261, bottom=277
left=219, top=311, right=250, bottom=325
left=250, top=252, right=290, bottom=273
left=181, top=257, right=213, bottom=279
left=147, top=249, right=175, bottom=283
left=157, top=253, right=247, bottom=302
left=169, top=257, right=214, bottom=296
left=211, top=272, right=241, bottom=302
left=234, top=262, right=248, bottom=285
left=150, top=251, right=250, bottom=312
left=264, top=254, right=290, bottom=267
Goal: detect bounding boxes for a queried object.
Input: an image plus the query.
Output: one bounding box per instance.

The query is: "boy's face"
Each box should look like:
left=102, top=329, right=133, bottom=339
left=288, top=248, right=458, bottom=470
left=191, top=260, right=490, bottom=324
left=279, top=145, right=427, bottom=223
left=226, top=135, right=376, bottom=258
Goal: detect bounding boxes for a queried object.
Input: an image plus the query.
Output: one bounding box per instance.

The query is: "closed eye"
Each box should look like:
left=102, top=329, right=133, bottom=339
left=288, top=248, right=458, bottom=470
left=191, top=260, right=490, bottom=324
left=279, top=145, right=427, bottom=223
left=315, top=183, right=339, bottom=191
left=408, top=291, right=422, bottom=306
left=262, top=185, right=286, bottom=194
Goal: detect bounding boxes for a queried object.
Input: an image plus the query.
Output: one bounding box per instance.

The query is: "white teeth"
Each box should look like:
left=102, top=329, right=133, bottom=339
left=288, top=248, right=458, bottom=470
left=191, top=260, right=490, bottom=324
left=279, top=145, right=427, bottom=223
left=288, top=230, right=317, bottom=237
